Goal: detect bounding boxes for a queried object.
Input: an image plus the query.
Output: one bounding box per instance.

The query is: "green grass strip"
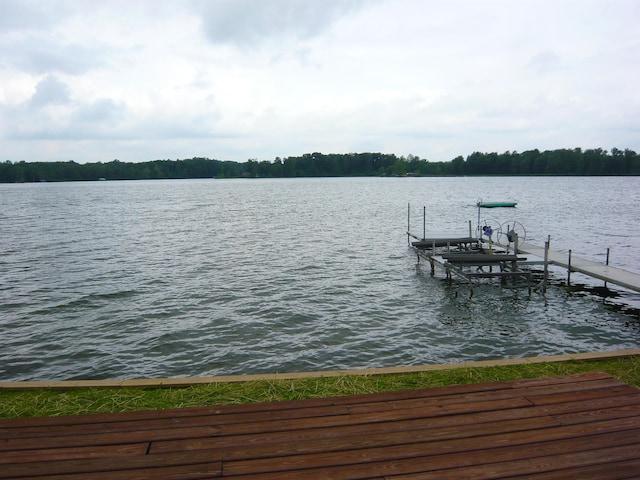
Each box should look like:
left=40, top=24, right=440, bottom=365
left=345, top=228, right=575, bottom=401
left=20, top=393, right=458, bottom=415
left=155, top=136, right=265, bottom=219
left=1, top=357, right=639, bottom=419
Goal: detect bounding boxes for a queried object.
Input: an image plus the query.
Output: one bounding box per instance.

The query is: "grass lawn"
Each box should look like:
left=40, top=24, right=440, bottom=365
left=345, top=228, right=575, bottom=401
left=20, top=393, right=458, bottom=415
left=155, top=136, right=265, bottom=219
left=1, top=356, right=639, bottom=419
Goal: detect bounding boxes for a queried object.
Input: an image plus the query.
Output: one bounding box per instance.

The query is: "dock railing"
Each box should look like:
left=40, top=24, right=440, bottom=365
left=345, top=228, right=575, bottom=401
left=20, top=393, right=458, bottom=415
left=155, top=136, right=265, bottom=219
left=506, top=238, right=640, bottom=294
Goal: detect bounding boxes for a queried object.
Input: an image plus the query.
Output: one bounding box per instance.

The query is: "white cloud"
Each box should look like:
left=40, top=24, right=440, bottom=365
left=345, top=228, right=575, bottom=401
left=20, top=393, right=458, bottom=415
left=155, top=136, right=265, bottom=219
left=0, top=0, right=639, bottom=163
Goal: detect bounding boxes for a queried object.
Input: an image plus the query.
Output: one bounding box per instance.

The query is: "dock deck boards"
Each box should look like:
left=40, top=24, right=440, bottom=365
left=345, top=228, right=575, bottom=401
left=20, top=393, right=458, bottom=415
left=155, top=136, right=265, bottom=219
left=516, top=241, right=640, bottom=292
left=2, top=372, right=640, bottom=479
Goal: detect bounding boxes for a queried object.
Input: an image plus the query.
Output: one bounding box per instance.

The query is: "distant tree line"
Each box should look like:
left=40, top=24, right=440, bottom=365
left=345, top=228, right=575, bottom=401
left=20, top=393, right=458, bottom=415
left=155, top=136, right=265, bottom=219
left=1, top=148, right=639, bottom=183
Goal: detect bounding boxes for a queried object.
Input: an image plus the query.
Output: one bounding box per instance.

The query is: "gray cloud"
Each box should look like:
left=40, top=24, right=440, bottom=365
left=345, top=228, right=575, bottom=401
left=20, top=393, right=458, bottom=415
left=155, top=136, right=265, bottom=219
left=1, top=0, right=640, bottom=163
left=4, top=37, right=107, bottom=75
left=71, top=98, right=127, bottom=125
left=527, top=51, right=562, bottom=74
left=6, top=76, right=127, bottom=141
left=29, top=74, right=71, bottom=106
left=197, top=0, right=368, bottom=47
left=0, top=0, right=55, bottom=33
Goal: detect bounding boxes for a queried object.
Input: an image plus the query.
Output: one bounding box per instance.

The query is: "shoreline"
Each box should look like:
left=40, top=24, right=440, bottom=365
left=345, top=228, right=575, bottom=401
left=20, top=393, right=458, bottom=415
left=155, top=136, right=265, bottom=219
left=2, top=348, right=639, bottom=390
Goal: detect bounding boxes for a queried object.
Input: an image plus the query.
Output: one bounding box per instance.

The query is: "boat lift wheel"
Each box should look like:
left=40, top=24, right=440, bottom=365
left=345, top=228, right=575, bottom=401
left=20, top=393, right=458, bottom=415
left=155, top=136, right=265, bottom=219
left=497, top=220, right=527, bottom=246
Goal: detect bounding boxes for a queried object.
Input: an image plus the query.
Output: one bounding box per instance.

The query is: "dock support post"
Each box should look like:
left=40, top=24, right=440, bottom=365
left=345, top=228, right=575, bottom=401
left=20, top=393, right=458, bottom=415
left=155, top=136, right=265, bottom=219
left=605, top=248, right=610, bottom=288
left=567, top=249, right=572, bottom=286
left=542, top=235, right=550, bottom=293
left=407, top=203, right=410, bottom=245
left=423, top=206, right=426, bottom=240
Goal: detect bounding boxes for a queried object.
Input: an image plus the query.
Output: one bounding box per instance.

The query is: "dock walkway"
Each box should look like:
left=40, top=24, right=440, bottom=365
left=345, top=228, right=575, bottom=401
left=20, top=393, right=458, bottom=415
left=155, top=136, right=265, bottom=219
left=2, top=371, right=640, bottom=478
left=514, top=241, right=640, bottom=293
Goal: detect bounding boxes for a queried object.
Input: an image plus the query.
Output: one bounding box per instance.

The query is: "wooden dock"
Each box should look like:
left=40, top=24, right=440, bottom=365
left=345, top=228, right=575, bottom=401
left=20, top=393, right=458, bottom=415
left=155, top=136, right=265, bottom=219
left=2, top=371, right=640, bottom=478
left=415, top=249, right=533, bottom=292
left=514, top=241, right=640, bottom=293
left=407, top=228, right=640, bottom=293
left=407, top=202, right=640, bottom=294
left=409, top=234, right=534, bottom=291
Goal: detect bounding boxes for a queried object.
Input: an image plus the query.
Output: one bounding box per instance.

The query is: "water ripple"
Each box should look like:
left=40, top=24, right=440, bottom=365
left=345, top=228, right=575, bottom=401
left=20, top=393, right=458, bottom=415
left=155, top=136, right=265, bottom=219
left=1, top=177, right=639, bottom=380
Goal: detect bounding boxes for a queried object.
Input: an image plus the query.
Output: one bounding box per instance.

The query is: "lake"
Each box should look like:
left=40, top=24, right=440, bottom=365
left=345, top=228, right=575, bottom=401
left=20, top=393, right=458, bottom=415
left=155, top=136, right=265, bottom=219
left=1, top=176, right=639, bottom=381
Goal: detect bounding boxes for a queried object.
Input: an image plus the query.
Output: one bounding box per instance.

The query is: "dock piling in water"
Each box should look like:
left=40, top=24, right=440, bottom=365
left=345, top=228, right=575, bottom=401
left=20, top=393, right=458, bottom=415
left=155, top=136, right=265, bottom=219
left=605, top=248, right=610, bottom=288
left=542, top=235, right=550, bottom=293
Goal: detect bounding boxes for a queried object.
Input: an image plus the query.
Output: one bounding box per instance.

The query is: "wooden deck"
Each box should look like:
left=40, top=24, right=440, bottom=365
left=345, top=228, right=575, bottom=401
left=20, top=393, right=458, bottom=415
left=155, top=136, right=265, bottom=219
left=2, top=371, right=640, bottom=479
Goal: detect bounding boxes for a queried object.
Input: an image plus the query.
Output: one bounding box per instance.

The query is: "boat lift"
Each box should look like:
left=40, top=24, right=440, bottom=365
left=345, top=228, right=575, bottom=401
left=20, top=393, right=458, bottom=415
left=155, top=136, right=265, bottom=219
left=407, top=204, right=533, bottom=294
left=407, top=203, right=640, bottom=296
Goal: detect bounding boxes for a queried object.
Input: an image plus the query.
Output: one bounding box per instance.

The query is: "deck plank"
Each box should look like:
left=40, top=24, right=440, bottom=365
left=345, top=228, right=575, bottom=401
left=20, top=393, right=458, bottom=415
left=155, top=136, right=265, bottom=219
left=219, top=420, right=640, bottom=476
left=507, top=458, right=640, bottom=480
left=216, top=432, right=640, bottom=479
left=0, top=442, right=149, bottom=464
left=22, top=462, right=223, bottom=480
left=390, top=442, right=640, bottom=480
left=1, top=372, right=639, bottom=479
left=150, top=392, right=640, bottom=454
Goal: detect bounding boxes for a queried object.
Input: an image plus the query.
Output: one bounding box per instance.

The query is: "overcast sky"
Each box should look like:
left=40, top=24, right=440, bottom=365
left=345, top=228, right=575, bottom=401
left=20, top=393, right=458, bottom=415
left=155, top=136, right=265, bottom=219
left=1, top=0, right=639, bottom=164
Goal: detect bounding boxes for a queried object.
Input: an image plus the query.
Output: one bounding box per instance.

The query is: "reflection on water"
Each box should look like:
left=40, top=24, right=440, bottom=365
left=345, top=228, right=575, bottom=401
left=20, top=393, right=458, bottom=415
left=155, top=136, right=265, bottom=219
left=0, top=176, right=639, bottom=381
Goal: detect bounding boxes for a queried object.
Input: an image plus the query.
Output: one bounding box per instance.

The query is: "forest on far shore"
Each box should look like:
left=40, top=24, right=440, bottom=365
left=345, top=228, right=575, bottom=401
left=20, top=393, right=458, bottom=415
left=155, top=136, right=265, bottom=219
left=1, top=147, right=639, bottom=183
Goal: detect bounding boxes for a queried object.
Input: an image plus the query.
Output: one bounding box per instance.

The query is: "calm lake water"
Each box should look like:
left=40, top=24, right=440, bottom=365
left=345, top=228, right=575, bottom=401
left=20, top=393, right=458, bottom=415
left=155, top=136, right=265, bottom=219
left=1, top=176, right=639, bottom=381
